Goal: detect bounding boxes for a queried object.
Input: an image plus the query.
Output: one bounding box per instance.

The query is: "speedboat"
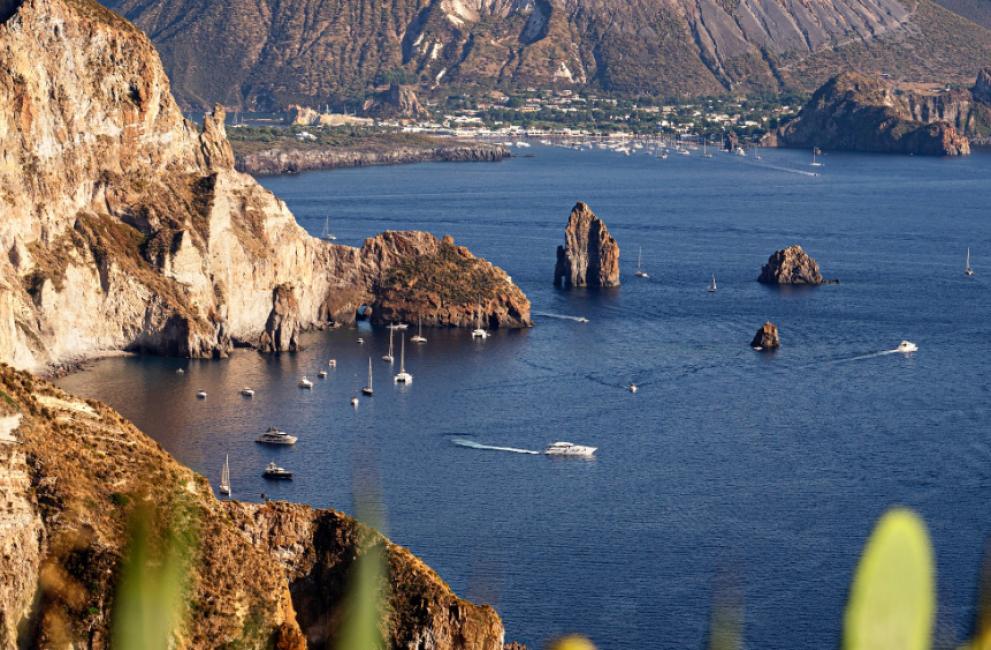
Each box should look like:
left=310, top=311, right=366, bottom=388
left=351, top=397, right=359, bottom=408
left=318, top=370, right=328, bottom=379
left=627, top=383, right=638, bottom=394
left=263, top=462, right=293, bottom=480
left=196, top=390, right=207, bottom=399
left=544, top=442, right=597, bottom=457
left=176, top=368, right=185, bottom=375
left=357, top=337, right=365, bottom=344
left=328, top=359, right=337, bottom=368
left=240, top=387, right=255, bottom=397
left=472, top=328, right=490, bottom=339
left=897, top=340, right=918, bottom=353
left=577, top=317, right=589, bottom=324
left=256, top=427, right=298, bottom=445
left=298, top=376, right=313, bottom=389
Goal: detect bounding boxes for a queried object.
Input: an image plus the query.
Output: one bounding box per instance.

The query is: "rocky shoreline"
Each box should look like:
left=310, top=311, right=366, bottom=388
left=235, top=141, right=510, bottom=176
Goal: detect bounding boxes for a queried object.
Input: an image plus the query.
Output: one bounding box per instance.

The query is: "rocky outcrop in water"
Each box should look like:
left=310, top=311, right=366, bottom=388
left=236, top=142, right=510, bottom=176
left=0, top=0, right=529, bottom=374
left=0, top=365, right=505, bottom=649
left=758, top=246, right=828, bottom=285
left=259, top=284, right=301, bottom=353
left=768, top=72, right=972, bottom=156
left=554, top=203, right=620, bottom=289
left=751, top=322, right=781, bottom=350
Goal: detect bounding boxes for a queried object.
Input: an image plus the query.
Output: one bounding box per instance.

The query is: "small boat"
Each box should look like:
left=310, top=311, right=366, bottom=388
left=627, top=383, right=638, bottom=394
left=320, top=216, right=337, bottom=242
left=240, top=387, right=255, bottom=397
left=394, top=335, right=413, bottom=384
left=298, top=376, right=313, bottom=389
left=263, top=461, right=293, bottom=480
left=897, top=340, right=918, bottom=353
left=965, top=248, right=976, bottom=277
left=328, top=359, right=337, bottom=368
left=382, top=327, right=395, bottom=363
left=318, top=370, right=328, bottom=379
left=471, top=308, right=489, bottom=340
left=196, top=390, right=207, bottom=399
left=387, top=322, right=409, bottom=331
left=361, top=357, right=374, bottom=396
left=357, top=337, right=365, bottom=344
left=634, top=247, right=649, bottom=279
left=351, top=397, right=359, bottom=408
left=411, top=317, right=427, bottom=344
left=256, top=426, right=298, bottom=445
left=708, top=274, right=717, bottom=293
left=577, top=317, right=589, bottom=324
left=544, top=441, right=597, bottom=457
left=219, top=454, right=231, bottom=496
left=811, top=148, right=824, bottom=167
left=176, top=368, right=185, bottom=375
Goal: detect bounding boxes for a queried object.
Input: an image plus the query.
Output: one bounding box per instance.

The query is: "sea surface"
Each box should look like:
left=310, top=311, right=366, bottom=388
left=60, top=145, right=991, bottom=649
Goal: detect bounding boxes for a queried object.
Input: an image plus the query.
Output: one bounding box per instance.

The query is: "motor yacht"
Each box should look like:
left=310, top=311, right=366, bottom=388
left=263, top=462, right=293, bottom=480
left=255, top=427, right=298, bottom=446
left=897, top=340, right=918, bottom=353
left=240, top=387, right=255, bottom=397
left=196, top=390, right=207, bottom=399
left=544, top=442, right=597, bottom=457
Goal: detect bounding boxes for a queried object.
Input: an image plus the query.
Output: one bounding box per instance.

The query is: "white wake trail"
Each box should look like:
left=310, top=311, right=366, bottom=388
left=452, top=438, right=541, bottom=455
left=534, top=312, right=589, bottom=323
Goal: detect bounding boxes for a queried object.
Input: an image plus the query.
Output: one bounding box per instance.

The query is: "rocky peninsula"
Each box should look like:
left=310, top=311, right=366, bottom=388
left=554, top=203, right=621, bottom=288
left=758, top=246, right=832, bottom=286
left=0, top=0, right=528, bottom=375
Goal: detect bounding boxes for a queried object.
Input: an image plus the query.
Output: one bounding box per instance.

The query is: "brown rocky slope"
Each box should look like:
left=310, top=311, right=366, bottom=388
left=0, top=364, right=505, bottom=649
left=0, top=0, right=529, bottom=374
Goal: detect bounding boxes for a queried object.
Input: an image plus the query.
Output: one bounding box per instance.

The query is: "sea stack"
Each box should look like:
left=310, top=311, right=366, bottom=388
left=751, top=322, right=781, bottom=350
left=758, top=245, right=826, bottom=285
left=554, top=202, right=621, bottom=288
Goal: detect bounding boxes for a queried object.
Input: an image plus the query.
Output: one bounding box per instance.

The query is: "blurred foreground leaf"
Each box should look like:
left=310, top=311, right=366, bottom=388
left=549, top=634, right=597, bottom=650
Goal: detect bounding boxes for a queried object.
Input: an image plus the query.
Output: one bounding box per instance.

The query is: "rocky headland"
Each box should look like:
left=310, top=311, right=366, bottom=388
left=751, top=322, right=781, bottom=350
left=0, top=0, right=529, bottom=375
left=758, top=246, right=833, bottom=286
left=554, top=203, right=621, bottom=289
left=766, top=72, right=973, bottom=156
left=0, top=364, right=505, bottom=649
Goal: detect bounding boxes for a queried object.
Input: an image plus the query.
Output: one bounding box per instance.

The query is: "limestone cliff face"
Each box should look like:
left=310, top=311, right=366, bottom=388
left=0, top=0, right=529, bottom=373
left=770, top=72, right=972, bottom=156
left=0, top=364, right=504, bottom=649
left=554, top=202, right=620, bottom=288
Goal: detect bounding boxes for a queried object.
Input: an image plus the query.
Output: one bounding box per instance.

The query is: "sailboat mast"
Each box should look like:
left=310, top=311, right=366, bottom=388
left=399, top=335, right=406, bottom=372
left=368, top=357, right=373, bottom=389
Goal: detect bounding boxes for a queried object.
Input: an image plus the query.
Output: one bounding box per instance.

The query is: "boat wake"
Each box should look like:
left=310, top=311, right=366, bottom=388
left=452, top=438, right=541, bottom=455
left=829, top=349, right=907, bottom=364
left=534, top=312, right=589, bottom=323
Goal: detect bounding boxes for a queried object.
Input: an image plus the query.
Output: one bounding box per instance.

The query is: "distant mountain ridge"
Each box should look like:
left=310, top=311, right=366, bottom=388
left=101, top=0, right=991, bottom=110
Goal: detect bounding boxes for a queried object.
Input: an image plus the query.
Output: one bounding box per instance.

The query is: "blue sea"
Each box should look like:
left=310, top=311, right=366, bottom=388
left=60, top=145, right=991, bottom=649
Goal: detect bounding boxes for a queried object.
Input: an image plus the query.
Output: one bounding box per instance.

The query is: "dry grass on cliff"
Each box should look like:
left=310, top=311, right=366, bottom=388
left=380, top=240, right=503, bottom=307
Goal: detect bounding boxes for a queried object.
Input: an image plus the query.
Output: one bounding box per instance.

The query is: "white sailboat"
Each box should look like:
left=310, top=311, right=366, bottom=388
left=811, top=148, right=823, bottom=167
left=965, top=248, right=976, bottom=277
left=382, top=327, right=395, bottom=363
left=411, top=317, right=427, bottom=344
left=471, top=307, right=489, bottom=339
left=361, top=357, right=374, bottom=396
left=219, top=454, right=231, bottom=496
left=320, top=216, right=337, bottom=241
left=708, top=274, right=717, bottom=293
left=635, top=247, right=649, bottom=278
left=394, top=335, right=412, bottom=384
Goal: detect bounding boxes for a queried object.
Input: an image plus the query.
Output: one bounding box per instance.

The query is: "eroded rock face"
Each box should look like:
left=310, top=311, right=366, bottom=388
left=554, top=202, right=620, bottom=288
left=0, top=365, right=505, bottom=649
left=362, top=83, right=428, bottom=119
left=0, top=0, right=529, bottom=373
left=259, top=284, right=301, bottom=353
left=751, top=322, right=780, bottom=350
left=758, top=245, right=826, bottom=285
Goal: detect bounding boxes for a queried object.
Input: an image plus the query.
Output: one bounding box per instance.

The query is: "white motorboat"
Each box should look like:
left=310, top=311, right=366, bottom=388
left=318, top=370, right=328, bottom=379
left=320, top=216, right=337, bottom=241
left=627, top=383, right=638, bottom=394
left=240, top=387, right=255, bottom=397
left=298, top=376, right=313, bottom=389
left=176, top=368, right=185, bottom=375
left=544, top=442, right=597, bottom=457
left=382, top=327, right=395, bottom=363
left=256, top=426, right=298, bottom=445
left=897, top=340, right=918, bottom=353
left=577, top=317, right=589, bottom=324
left=411, top=317, right=427, bottom=344
left=351, top=397, right=359, bottom=408
left=635, top=247, right=649, bottom=279
left=965, top=248, right=976, bottom=277
left=196, top=390, right=207, bottom=399
left=362, top=357, right=374, bottom=396
left=263, top=462, right=293, bottom=480
left=328, top=359, right=337, bottom=368
left=394, top=335, right=412, bottom=384
left=707, top=274, right=718, bottom=293
left=219, top=454, right=231, bottom=496
left=357, top=337, right=365, bottom=344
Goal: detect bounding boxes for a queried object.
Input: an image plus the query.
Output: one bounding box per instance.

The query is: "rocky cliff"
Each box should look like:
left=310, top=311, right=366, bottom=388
left=362, top=83, right=428, bottom=120
left=0, top=364, right=505, bottom=649
left=554, top=203, right=620, bottom=288
left=100, top=0, right=991, bottom=109
left=0, top=0, right=529, bottom=374
left=769, top=72, right=973, bottom=156
left=758, top=246, right=828, bottom=285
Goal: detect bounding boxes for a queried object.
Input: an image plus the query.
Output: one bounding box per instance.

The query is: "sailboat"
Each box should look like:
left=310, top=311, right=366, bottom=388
left=708, top=274, right=718, bottom=293
left=635, top=247, right=649, bottom=278
left=320, top=216, right=337, bottom=241
left=965, top=248, right=976, bottom=277
left=811, top=148, right=823, bottom=167
left=361, top=357, right=374, bottom=396
left=411, top=317, right=427, bottom=344
left=394, top=336, right=412, bottom=384
left=219, top=454, right=231, bottom=496
left=471, top=308, right=489, bottom=339
left=382, top=327, right=395, bottom=363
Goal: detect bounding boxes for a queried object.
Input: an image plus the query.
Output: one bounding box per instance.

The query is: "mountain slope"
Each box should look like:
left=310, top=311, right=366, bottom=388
left=101, top=0, right=991, bottom=110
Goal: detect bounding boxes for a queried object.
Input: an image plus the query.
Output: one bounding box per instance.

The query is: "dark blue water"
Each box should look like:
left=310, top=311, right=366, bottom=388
left=59, top=146, right=991, bottom=649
